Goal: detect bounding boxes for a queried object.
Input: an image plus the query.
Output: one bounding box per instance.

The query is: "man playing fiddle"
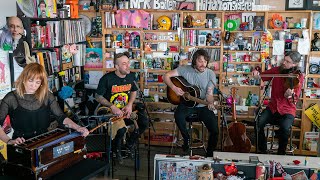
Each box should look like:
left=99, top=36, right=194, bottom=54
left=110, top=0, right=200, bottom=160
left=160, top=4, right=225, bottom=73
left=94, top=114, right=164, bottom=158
left=253, top=51, right=304, bottom=155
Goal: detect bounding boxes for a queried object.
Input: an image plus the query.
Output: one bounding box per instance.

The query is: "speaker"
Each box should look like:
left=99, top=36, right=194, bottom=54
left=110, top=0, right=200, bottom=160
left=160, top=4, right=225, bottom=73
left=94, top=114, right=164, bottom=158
left=86, top=134, right=111, bottom=152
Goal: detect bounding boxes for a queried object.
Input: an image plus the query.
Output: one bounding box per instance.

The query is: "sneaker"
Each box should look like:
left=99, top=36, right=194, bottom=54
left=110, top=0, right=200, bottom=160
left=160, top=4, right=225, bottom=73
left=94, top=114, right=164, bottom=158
left=116, top=151, right=124, bottom=165
left=126, top=144, right=136, bottom=159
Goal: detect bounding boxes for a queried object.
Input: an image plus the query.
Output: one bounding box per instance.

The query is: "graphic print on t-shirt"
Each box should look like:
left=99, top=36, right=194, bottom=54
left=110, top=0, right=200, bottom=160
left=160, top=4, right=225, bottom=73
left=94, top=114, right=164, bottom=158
left=110, top=84, right=131, bottom=108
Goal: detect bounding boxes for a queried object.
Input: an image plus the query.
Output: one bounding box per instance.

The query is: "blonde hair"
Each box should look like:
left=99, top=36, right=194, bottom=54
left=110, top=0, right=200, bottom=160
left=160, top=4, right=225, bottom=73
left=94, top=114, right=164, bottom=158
left=15, top=63, right=48, bottom=103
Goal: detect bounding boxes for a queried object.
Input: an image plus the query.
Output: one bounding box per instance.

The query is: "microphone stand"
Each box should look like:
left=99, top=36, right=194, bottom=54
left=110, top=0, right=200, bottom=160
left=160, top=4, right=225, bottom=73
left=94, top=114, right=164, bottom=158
left=63, top=99, right=85, bottom=127
left=134, top=81, right=155, bottom=180
left=254, top=78, right=273, bottom=153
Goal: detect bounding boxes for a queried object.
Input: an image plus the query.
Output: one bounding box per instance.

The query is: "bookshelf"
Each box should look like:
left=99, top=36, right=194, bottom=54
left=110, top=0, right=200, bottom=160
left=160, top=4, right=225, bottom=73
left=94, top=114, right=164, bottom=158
left=21, top=17, right=86, bottom=93
left=78, top=8, right=318, bottom=155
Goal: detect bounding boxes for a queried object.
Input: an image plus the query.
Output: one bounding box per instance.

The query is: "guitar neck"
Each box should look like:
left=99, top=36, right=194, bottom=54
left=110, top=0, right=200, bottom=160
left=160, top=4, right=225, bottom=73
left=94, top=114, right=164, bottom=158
left=186, top=95, right=209, bottom=105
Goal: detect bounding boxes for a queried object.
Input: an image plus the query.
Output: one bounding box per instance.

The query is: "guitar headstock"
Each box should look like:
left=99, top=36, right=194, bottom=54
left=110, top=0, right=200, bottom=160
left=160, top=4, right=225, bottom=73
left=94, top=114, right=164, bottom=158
left=230, top=87, right=237, bottom=121
left=230, top=87, right=237, bottom=100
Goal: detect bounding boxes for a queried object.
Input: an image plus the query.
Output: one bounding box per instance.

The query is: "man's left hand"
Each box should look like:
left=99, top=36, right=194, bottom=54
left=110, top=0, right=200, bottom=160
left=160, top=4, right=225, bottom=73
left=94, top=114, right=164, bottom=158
left=284, top=88, right=294, bottom=99
left=122, top=105, right=133, bottom=118
left=208, top=101, right=219, bottom=111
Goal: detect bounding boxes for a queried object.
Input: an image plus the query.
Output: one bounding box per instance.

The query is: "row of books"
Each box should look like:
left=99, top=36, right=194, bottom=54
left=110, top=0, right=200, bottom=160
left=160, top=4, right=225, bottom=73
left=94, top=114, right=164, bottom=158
left=182, top=30, right=221, bottom=47
left=31, top=20, right=85, bottom=48
left=34, top=49, right=61, bottom=76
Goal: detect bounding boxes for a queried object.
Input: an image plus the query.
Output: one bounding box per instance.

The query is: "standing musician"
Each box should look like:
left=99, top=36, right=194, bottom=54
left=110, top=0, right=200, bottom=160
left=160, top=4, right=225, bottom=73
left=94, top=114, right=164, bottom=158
left=253, top=51, right=304, bottom=155
left=0, top=63, right=89, bottom=146
left=163, top=49, right=219, bottom=157
left=95, top=52, right=147, bottom=164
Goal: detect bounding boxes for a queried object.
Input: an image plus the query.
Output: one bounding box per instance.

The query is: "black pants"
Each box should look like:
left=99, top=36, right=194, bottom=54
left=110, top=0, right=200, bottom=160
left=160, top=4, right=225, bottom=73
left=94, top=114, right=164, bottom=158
left=256, top=108, right=294, bottom=155
left=174, top=104, right=219, bottom=156
left=113, top=102, right=148, bottom=150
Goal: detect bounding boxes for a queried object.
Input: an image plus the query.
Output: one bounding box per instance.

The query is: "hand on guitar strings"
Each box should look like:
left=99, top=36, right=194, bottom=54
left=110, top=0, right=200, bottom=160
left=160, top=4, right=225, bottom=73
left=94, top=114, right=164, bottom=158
left=122, top=105, right=133, bottom=119
left=110, top=105, right=124, bottom=117
left=172, top=86, right=185, bottom=96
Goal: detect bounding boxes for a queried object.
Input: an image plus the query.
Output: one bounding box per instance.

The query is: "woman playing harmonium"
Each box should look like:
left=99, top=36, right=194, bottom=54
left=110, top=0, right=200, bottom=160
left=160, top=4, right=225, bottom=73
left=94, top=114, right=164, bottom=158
left=0, top=63, right=89, bottom=145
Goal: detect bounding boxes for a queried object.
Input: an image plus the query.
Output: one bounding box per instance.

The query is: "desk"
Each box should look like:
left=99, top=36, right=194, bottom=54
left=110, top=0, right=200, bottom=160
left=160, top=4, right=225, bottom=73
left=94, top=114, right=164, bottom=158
left=154, top=153, right=320, bottom=180
left=2, top=159, right=108, bottom=180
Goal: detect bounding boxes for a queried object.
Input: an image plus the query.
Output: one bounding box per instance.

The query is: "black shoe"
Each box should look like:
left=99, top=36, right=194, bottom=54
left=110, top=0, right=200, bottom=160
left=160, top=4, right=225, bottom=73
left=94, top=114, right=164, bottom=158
left=205, top=152, right=213, bottom=157
left=182, top=144, right=189, bottom=152
left=116, top=151, right=124, bottom=165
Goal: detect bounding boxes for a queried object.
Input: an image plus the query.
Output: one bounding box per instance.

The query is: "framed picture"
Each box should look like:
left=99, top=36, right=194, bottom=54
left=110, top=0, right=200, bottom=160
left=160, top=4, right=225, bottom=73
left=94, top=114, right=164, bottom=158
left=198, top=35, right=207, bottom=46
left=307, top=0, right=320, bottom=10
left=285, top=0, right=307, bottom=10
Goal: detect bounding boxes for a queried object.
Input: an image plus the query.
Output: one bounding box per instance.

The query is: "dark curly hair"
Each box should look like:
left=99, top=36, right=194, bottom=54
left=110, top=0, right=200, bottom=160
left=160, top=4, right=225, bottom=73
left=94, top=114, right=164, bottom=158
left=191, top=49, right=210, bottom=68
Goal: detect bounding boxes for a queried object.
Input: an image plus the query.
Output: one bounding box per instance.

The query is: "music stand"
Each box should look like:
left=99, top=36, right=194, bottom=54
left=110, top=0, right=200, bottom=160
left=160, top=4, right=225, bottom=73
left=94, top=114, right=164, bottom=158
left=80, top=114, right=116, bottom=178
left=254, top=78, right=273, bottom=153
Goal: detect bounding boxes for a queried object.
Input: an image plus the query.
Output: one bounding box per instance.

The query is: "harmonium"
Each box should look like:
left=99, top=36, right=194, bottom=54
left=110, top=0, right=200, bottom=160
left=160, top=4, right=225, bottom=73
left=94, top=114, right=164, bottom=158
left=5, top=128, right=86, bottom=179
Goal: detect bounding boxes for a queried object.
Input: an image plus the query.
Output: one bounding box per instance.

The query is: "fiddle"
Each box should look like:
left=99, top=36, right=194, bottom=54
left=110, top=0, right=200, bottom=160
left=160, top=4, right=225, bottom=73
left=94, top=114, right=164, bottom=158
left=256, top=69, right=302, bottom=102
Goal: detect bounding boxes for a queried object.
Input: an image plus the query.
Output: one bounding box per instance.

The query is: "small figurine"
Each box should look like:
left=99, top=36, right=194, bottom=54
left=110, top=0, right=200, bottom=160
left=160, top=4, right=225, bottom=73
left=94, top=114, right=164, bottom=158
left=206, top=33, right=214, bottom=46
left=235, top=33, right=245, bottom=50
left=311, top=33, right=320, bottom=51
left=185, top=14, right=193, bottom=28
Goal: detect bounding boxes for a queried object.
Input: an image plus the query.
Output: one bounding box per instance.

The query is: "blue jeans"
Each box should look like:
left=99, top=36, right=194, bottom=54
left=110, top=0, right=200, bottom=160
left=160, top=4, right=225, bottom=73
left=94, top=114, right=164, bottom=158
left=256, top=108, right=294, bottom=155
left=174, top=104, right=219, bottom=156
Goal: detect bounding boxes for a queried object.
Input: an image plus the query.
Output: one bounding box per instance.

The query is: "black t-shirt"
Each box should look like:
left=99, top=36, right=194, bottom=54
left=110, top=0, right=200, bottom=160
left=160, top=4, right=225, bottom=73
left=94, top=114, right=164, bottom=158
left=96, top=71, right=138, bottom=109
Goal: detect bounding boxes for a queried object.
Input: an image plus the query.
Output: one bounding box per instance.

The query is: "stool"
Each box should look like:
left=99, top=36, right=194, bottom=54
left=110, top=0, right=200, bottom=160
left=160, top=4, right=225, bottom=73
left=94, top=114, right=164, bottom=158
left=266, top=125, right=296, bottom=155
left=185, top=114, right=207, bottom=156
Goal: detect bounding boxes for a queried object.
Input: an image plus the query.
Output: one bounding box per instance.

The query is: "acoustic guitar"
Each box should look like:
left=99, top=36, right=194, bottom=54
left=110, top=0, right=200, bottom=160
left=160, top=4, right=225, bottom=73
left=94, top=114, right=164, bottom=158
left=167, top=76, right=205, bottom=107
left=223, top=87, right=252, bottom=153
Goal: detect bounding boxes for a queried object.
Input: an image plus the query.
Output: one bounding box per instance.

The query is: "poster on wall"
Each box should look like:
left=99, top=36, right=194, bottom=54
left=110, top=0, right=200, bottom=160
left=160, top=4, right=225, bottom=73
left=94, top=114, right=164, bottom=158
left=16, top=0, right=37, bottom=17
left=0, top=49, right=11, bottom=99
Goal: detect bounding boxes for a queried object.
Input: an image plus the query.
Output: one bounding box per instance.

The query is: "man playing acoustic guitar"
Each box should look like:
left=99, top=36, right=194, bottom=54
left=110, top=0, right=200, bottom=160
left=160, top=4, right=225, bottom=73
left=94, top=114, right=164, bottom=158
left=164, top=49, right=219, bottom=157
left=95, top=52, right=148, bottom=164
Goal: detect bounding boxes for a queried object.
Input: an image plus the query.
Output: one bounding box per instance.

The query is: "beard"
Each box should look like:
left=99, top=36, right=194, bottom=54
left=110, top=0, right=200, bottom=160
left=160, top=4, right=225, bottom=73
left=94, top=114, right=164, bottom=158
left=279, top=65, right=297, bottom=74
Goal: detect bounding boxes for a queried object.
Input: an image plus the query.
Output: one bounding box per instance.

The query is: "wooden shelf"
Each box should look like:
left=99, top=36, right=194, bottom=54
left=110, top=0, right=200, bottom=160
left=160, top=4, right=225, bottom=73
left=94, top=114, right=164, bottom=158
left=226, top=61, right=263, bottom=64
left=305, top=98, right=320, bottom=101
left=85, top=9, right=315, bottom=156
left=184, top=46, right=221, bottom=48
left=307, top=74, right=320, bottom=78
left=182, top=28, right=222, bottom=30
left=299, top=150, right=318, bottom=156
left=224, top=50, right=261, bottom=53
left=144, top=30, right=178, bottom=32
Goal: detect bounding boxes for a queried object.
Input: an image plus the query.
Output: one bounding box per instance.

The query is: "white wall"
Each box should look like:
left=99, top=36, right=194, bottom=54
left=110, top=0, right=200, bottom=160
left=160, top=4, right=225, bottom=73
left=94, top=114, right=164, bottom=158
left=0, top=0, right=17, bottom=28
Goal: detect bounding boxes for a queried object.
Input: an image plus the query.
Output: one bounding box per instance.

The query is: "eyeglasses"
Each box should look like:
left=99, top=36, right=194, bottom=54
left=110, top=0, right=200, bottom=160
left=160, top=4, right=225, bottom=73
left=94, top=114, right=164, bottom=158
left=9, top=24, right=23, bottom=30
left=283, top=58, right=294, bottom=64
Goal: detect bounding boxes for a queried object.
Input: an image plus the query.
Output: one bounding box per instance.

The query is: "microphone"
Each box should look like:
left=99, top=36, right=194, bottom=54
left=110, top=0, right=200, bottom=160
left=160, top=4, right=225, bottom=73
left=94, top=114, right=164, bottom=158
left=210, top=80, right=226, bottom=100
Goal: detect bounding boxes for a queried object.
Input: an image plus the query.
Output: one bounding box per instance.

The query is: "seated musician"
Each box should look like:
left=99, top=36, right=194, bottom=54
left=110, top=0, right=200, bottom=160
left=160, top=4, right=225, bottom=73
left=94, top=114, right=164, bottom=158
left=163, top=49, right=219, bottom=157
left=253, top=51, right=304, bottom=155
left=95, top=52, right=147, bottom=164
left=0, top=63, right=89, bottom=145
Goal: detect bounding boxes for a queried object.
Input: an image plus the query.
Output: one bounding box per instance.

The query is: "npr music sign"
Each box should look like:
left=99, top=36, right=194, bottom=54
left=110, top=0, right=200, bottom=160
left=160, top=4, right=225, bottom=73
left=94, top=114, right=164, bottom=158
left=130, top=0, right=177, bottom=10
left=130, top=0, right=253, bottom=11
